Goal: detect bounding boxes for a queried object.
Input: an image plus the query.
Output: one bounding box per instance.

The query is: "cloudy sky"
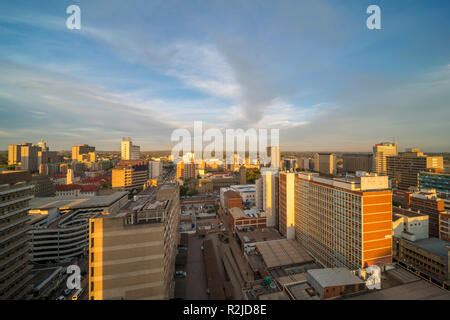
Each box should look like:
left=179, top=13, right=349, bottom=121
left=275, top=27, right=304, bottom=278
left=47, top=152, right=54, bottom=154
left=0, top=0, right=449, bottom=152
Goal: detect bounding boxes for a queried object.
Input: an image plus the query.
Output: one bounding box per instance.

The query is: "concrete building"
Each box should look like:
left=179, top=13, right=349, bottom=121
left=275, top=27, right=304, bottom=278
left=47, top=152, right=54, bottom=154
left=8, top=143, right=25, bottom=166
left=239, top=166, right=247, bottom=185
left=223, top=190, right=243, bottom=209
left=342, top=153, right=373, bottom=173
left=295, top=172, right=393, bottom=270
left=148, top=160, right=163, bottom=179
left=0, top=171, right=34, bottom=299
left=387, top=148, right=444, bottom=190
left=278, top=171, right=295, bottom=239
left=314, top=153, right=336, bottom=176
left=260, top=168, right=279, bottom=228
left=255, top=178, right=263, bottom=210
left=89, top=184, right=179, bottom=299
left=71, top=144, right=96, bottom=163
left=306, top=268, right=366, bottom=299
left=112, top=160, right=149, bottom=191
left=282, top=157, right=297, bottom=172
left=392, top=207, right=429, bottom=241
left=121, top=137, right=140, bottom=161
left=30, top=174, right=55, bottom=197
left=410, top=189, right=446, bottom=238
left=419, top=172, right=450, bottom=211
left=228, top=184, right=256, bottom=207
left=373, top=142, right=397, bottom=175
left=440, top=213, right=450, bottom=241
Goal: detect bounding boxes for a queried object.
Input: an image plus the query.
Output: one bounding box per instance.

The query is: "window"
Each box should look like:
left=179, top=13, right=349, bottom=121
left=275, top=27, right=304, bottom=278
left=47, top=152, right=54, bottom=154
left=91, top=222, right=94, bottom=233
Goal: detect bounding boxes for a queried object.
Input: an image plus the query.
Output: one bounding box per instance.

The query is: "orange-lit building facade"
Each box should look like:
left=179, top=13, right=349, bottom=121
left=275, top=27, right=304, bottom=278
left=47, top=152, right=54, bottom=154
left=295, top=172, right=392, bottom=270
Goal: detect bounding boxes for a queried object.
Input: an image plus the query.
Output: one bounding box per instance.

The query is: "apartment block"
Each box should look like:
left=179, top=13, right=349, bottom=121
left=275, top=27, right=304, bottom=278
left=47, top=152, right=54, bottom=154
left=295, top=172, right=392, bottom=270
left=0, top=171, right=34, bottom=299
left=387, top=148, right=444, bottom=190
left=278, top=171, right=296, bottom=239
left=314, top=153, right=336, bottom=176
left=121, top=137, right=140, bottom=161
left=89, top=184, right=180, bottom=300
left=260, top=168, right=279, bottom=228
left=72, top=144, right=96, bottom=163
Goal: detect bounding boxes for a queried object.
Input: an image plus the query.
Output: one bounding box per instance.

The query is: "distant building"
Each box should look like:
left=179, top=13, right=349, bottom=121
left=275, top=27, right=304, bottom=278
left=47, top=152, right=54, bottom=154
left=278, top=171, right=296, bottom=239
left=72, top=144, right=96, bottom=163
left=0, top=170, right=34, bottom=299
left=373, top=142, right=397, bottom=175
left=30, top=174, right=55, bottom=197
left=89, top=185, right=180, bottom=299
left=121, top=137, right=140, bottom=161
left=55, top=184, right=99, bottom=197
left=295, top=172, right=392, bottom=270
left=8, top=143, right=25, bottom=166
left=239, top=166, right=247, bottom=185
left=20, top=144, right=39, bottom=172
left=229, top=207, right=266, bottom=230
left=440, top=213, right=450, bottom=241
left=267, top=146, right=281, bottom=170
left=282, top=157, right=297, bottom=172
left=112, top=160, right=148, bottom=191
left=314, top=153, right=336, bottom=176
left=342, top=153, right=373, bottom=173
left=387, top=148, right=444, bottom=190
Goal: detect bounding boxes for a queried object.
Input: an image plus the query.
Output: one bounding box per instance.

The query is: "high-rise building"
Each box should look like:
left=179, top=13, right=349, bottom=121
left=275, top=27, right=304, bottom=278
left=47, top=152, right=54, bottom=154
left=37, top=139, right=49, bottom=152
left=409, top=189, right=446, bottom=238
left=148, top=160, right=163, bottom=180
left=112, top=160, right=149, bottom=191
left=175, top=161, right=195, bottom=180
left=89, top=184, right=179, bottom=300
left=314, top=153, right=336, bottom=176
left=282, top=157, right=297, bottom=172
left=0, top=171, right=34, bottom=299
left=387, top=148, right=444, bottom=190
left=66, top=168, right=74, bottom=185
left=239, top=166, right=247, bottom=185
left=295, top=172, right=392, bottom=270
left=278, top=171, right=296, bottom=239
left=20, top=144, right=39, bottom=172
left=8, top=143, right=26, bottom=166
left=267, top=146, right=281, bottom=170
left=373, top=142, right=398, bottom=175
left=342, top=153, right=373, bottom=173
left=121, top=137, right=140, bottom=161
left=260, top=168, right=279, bottom=228
left=72, top=144, right=96, bottom=163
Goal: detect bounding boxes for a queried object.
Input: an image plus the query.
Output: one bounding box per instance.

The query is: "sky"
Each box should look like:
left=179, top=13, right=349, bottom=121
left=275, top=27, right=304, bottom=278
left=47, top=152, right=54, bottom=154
left=0, top=0, right=449, bottom=152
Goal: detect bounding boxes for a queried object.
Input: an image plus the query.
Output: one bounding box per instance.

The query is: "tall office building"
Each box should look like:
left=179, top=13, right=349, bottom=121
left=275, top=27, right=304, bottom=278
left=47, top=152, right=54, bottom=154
left=373, top=142, right=398, bottom=175
left=20, top=144, right=39, bottom=173
left=0, top=171, right=34, bottom=299
left=387, top=148, right=444, bottom=190
left=37, top=139, right=49, bottom=152
left=267, top=146, right=281, bottom=170
left=260, top=168, right=279, bottom=228
left=121, top=137, right=140, bottom=161
left=8, top=143, right=26, bottom=166
left=112, top=160, right=149, bottom=191
left=342, top=153, right=373, bottom=173
left=148, top=160, right=163, bottom=180
left=314, top=153, right=336, bottom=176
left=89, top=184, right=179, bottom=300
left=278, top=171, right=296, bottom=239
left=72, top=144, right=96, bottom=163
left=295, top=172, right=392, bottom=270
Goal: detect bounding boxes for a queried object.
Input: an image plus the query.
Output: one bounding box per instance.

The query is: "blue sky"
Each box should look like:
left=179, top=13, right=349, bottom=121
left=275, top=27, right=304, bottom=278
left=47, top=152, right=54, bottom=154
left=0, top=0, right=449, bottom=151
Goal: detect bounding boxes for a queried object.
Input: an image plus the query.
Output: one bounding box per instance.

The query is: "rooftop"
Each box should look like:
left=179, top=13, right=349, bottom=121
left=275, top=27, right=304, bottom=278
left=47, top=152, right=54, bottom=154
left=306, top=268, right=365, bottom=288
left=413, top=237, right=450, bottom=259
left=256, top=239, right=314, bottom=269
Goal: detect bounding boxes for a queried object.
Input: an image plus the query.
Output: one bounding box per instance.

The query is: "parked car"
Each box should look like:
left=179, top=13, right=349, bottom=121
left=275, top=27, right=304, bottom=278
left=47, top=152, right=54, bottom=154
left=174, top=271, right=187, bottom=278
left=56, top=296, right=65, bottom=300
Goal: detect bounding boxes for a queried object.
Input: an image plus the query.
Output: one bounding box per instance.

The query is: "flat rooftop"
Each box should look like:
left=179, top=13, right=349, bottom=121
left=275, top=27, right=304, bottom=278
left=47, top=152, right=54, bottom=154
left=30, top=191, right=128, bottom=210
left=297, top=172, right=389, bottom=192
left=307, top=268, right=365, bottom=288
left=348, top=280, right=450, bottom=300
left=256, top=239, right=314, bottom=269
left=413, top=237, right=450, bottom=259
left=236, top=227, right=283, bottom=244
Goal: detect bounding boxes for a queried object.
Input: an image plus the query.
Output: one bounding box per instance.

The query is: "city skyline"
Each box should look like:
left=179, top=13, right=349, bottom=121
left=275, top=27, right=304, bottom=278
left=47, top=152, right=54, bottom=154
left=0, top=1, right=449, bottom=151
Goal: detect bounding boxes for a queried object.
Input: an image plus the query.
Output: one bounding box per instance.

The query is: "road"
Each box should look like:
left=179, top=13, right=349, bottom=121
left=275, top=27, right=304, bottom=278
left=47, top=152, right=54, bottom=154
left=184, top=234, right=208, bottom=299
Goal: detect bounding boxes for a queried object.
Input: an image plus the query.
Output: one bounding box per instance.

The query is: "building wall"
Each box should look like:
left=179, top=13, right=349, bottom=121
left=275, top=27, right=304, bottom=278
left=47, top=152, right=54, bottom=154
left=373, top=142, right=397, bottom=175
left=0, top=175, right=34, bottom=299
left=342, top=153, right=373, bottom=173
left=278, top=172, right=295, bottom=239
left=410, top=194, right=445, bottom=238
